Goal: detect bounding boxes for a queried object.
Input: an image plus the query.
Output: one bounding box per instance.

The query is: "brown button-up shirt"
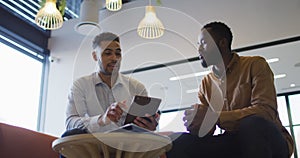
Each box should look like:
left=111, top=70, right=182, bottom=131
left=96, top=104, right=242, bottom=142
left=198, top=53, right=294, bottom=156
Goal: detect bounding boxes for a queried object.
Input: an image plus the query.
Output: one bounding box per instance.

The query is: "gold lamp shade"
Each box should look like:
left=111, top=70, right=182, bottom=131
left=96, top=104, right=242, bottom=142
left=35, top=0, right=63, bottom=30
left=137, top=6, right=164, bottom=39
left=106, top=0, right=122, bottom=11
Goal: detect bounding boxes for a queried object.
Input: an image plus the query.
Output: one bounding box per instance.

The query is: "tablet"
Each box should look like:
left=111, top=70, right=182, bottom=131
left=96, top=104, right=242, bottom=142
left=124, top=95, right=161, bottom=125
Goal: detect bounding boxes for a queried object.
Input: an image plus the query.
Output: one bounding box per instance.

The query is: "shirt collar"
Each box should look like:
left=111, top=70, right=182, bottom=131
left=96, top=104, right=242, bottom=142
left=226, top=52, right=239, bottom=72
left=114, top=73, right=124, bottom=87
left=212, top=52, right=239, bottom=78
left=93, top=72, right=123, bottom=87
left=93, top=72, right=103, bottom=85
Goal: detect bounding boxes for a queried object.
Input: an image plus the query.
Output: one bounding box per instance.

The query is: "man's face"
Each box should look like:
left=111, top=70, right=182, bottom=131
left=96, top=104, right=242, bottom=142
left=97, top=40, right=122, bottom=75
left=197, top=28, right=222, bottom=68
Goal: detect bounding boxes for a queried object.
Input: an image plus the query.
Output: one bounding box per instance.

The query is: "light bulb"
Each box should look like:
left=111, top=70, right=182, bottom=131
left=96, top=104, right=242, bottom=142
left=106, top=0, right=122, bottom=11
left=44, top=2, right=57, bottom=13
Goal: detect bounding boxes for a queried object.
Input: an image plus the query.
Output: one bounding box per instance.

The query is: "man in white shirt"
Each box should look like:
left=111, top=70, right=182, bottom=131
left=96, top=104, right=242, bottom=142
left=63, top=32, right=158, bottom=136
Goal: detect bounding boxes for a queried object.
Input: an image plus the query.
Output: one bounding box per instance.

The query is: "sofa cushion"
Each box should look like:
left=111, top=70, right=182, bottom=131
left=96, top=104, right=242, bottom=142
left=0, top=123, right=59, bottom=158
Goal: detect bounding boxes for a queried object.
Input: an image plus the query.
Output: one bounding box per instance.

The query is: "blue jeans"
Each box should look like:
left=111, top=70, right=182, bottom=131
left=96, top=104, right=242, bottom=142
left=59, top=128, right=88, bottom=158
left=166, top=115, right=289, bottom=158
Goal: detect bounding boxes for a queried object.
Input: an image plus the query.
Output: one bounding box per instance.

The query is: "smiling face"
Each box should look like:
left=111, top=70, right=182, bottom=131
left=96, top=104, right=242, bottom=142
left=197, top=28, right=223, bottom=68
left=94, top=40, right=122, bottom=75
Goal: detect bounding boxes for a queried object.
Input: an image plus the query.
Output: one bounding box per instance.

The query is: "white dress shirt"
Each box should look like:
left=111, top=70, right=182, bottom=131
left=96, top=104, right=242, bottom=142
left=66, top=72, right=147, bottom=132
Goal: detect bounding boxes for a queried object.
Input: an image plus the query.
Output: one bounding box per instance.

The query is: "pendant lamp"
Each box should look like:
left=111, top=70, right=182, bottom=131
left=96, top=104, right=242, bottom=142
left=35, top=0, right=63, bottom=30
left=137, top=5, right=164, bottom=39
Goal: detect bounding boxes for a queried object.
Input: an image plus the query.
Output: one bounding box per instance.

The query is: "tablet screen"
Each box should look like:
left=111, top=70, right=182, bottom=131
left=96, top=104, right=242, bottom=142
left=124, top=95, right=161, bottom=125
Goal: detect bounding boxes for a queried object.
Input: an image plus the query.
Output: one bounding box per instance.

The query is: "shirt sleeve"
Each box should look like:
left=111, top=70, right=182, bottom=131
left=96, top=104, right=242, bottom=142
left=65, top=79, right=118, bottom=132
left=65, top=79, right=88, bottom=130
left=218, top=57, right=278, bottom=130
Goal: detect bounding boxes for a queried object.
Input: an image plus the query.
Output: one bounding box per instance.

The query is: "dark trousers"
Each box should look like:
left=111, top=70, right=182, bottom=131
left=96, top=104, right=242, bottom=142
left=166, top=115, right=289, bottom=158
left=59, top=128, right=88, bottom=158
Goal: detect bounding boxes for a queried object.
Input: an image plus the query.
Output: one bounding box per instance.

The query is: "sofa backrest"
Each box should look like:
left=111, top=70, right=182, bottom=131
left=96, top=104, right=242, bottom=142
left=0, top=123, right=59, bottom=158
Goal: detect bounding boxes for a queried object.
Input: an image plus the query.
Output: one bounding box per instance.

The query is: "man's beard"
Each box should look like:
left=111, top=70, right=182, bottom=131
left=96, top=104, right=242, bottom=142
left=98, top=60, right=120, bottom=76
left=200, top=59, right=208, bottom=68
left=98, top=60, right=111, bottom=75
left=199, top=51, right=222, bottom=68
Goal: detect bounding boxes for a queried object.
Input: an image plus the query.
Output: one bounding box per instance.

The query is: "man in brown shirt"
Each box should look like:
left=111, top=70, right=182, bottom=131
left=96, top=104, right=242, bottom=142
left=166, top=22, right=294, bottom=158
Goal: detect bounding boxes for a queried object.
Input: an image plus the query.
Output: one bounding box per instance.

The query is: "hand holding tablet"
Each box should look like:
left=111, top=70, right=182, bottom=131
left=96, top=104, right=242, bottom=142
left=124, top=95, right=162, bottom=125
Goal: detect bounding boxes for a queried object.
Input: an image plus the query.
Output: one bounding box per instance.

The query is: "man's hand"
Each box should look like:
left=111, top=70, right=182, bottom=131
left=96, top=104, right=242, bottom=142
left=98, top=101, right=127, bottom=126
left=134, top=113, right=159, bottom=131
left=183, top=104, right=217, bottom=136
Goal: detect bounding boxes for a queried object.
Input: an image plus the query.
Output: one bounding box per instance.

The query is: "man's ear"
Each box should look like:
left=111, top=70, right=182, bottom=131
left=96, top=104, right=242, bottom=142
left=92, top=51, right=98, bottom=61
left=220, top=38, right=229, bottom=48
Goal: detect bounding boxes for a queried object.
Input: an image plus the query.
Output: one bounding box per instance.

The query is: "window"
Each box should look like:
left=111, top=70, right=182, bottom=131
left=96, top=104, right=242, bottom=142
left=0, top=41, right=43, bottom=131
left=277, top=96, right=290, bottom=126
left=158, top=109, right=223, bottom=135
left=288, top=94, right=300, bottom=157
left=294, top=126, right=300, bottom=158
left=159, top=110, right=187, bottom=132
left=289, top=94, right=300, bottom=125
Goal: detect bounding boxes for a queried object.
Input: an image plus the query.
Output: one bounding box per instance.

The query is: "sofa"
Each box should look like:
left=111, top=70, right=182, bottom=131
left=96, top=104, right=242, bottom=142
left=0, top=122, right=59, bottom=158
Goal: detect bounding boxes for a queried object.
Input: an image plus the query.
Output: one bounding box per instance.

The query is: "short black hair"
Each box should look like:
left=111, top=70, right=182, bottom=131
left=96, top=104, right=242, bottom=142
left=202, top=21, right=233, bottom=48
left=92, top=32, right=120, bottom=49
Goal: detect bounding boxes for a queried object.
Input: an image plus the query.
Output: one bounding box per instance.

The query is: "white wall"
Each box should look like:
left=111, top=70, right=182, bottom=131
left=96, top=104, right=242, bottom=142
left=45, top=0, right=300, bottom=136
